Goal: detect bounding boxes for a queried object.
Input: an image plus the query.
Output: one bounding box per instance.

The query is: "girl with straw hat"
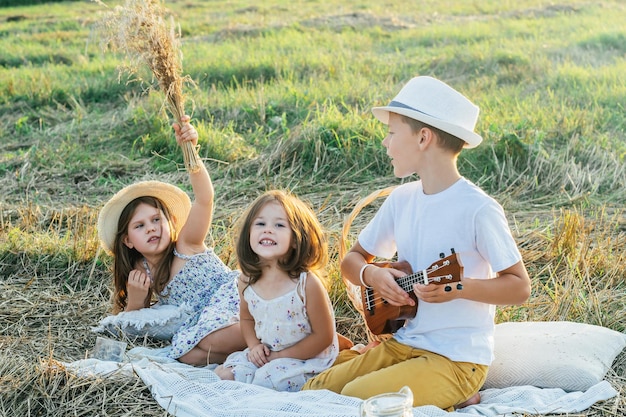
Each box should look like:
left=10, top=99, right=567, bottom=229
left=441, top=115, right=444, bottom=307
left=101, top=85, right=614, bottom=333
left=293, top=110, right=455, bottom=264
left=97, top=116, right=245, bottom=365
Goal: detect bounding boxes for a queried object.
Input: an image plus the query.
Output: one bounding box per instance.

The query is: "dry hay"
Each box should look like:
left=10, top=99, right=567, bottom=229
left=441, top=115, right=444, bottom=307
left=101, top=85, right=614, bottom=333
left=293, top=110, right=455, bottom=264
left=1, top=195, right=625, bottom=416
left=0, top=240, right=168, bottom=416
left=0, top=353, right=165, bottom=416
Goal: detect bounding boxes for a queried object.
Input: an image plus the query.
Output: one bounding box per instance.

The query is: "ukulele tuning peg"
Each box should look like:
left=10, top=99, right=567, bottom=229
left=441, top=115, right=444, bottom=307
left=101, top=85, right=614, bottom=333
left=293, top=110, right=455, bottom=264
left=439, top=252, right=445, bottom=259
left=450, top=248, right=455, bottom=254
left=456, top=283, right=463, bottom=290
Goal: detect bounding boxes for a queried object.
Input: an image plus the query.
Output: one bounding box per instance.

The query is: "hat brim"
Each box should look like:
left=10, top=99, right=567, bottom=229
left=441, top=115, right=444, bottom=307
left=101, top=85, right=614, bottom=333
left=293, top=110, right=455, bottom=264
left=372, top=106, right=482, bottom=149
left=97, top=181, right=191, bottom=255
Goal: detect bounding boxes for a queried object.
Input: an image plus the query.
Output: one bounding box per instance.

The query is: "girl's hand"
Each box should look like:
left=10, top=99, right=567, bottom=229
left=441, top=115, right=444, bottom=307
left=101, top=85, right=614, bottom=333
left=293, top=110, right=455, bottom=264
left=172, top=115, right=198, bottom=147
left=247, top=343, right=270, bottom=368
left=126, top=269, right=151, bottom=309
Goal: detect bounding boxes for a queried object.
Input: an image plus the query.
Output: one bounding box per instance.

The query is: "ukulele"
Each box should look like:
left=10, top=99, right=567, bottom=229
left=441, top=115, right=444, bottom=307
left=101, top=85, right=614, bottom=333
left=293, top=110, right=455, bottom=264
left=361, top=251, right=463, bottom=335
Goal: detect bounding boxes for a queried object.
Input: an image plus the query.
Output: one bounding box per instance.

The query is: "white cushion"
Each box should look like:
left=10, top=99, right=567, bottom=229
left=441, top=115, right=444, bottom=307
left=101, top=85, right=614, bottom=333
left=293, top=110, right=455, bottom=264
left=483, top=321, right=626, bottom=392
left=92, top=303, right=191, bottom=341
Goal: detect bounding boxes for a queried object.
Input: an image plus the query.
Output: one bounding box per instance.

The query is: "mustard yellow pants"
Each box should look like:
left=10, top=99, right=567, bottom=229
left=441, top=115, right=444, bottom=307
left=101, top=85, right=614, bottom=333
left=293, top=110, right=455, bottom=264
left=302, top=338, right=487, bottom=410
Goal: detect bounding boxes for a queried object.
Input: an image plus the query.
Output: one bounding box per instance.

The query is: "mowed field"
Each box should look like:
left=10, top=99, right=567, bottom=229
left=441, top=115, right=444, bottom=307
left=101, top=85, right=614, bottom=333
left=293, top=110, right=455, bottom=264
left=0, top=0, right=625, bottom=415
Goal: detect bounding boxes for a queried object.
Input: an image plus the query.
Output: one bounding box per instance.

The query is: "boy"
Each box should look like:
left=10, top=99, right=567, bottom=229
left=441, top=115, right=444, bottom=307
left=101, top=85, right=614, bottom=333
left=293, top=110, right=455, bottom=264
left=302, top=76, right=531, bottom=410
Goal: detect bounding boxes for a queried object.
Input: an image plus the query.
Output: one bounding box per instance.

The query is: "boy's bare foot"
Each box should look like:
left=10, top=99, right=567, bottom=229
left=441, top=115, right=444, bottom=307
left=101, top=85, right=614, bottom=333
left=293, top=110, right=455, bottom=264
left=454, top=392, right=480, bottom=409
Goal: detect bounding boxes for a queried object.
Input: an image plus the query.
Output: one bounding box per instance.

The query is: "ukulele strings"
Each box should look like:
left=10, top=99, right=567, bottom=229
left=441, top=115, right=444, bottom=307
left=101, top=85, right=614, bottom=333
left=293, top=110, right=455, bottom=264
left=368, top=269, right=454, bottom=305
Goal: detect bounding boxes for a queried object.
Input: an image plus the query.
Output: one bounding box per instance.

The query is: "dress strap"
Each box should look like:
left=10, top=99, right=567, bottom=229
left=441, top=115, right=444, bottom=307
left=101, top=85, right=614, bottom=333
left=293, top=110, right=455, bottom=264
left=297, top=271, right=308, bottom=304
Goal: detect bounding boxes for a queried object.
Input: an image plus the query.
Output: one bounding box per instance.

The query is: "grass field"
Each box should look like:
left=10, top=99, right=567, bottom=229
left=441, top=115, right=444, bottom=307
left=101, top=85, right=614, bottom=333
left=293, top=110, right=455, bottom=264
left=1, top=0, right=625, bottom=415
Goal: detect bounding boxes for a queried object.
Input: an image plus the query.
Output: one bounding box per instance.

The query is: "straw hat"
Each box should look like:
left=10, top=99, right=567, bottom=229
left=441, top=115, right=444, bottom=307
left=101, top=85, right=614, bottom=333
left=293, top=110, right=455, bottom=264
left=371, top=76, right=482, bottom=148
left=97, top=181, right=191, bottom=255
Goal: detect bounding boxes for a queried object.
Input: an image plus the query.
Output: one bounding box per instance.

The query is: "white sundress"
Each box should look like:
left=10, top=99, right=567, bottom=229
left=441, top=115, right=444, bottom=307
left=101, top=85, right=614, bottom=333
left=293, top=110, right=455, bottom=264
left=221, top=271, right=339, bottom=392
left=159, top=248, right=240, bottom=359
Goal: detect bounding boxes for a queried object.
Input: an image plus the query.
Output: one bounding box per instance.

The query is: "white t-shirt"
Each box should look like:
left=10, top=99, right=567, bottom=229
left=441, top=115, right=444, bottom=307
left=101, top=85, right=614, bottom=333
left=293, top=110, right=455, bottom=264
left=358, top=178, right=522, bottom=365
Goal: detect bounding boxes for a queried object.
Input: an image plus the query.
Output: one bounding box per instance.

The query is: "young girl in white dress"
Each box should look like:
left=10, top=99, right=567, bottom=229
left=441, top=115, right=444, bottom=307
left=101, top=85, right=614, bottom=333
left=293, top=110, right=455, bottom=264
left=214, top=190, right=339, bottom=391
left=97, top=116, right=246, bottom=366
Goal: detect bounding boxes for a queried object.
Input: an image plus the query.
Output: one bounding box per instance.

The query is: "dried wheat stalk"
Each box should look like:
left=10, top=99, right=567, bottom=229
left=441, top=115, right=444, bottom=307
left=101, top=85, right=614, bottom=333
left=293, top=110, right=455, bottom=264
left=94, top=0, right=201, bottom=172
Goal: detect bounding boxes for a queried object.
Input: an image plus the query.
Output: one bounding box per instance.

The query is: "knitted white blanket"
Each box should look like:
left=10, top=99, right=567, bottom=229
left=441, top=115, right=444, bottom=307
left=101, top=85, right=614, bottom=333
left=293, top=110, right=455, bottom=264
left=64, top=346, right=617, bottom=417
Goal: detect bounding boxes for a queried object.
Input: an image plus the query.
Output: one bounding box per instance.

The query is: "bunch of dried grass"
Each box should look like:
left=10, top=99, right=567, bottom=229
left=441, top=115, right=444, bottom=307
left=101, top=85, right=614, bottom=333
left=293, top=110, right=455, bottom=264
left=94, top=0, right=201, bottom=172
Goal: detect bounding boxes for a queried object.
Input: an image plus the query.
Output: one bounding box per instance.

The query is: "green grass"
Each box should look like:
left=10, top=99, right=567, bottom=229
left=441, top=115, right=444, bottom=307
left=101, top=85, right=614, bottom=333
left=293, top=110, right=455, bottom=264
left=1, top=0, right=625, bottom=415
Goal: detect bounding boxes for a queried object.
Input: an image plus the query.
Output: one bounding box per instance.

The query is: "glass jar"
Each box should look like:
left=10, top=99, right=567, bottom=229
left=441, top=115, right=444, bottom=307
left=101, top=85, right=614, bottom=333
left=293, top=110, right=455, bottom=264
left=360, top=386, right=413, bottom=417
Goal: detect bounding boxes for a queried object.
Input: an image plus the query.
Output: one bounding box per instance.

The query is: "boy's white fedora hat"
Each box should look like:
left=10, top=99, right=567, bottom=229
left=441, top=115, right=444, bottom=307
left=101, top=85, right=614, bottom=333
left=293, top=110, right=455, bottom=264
left=372, top=76, right=482, bottom=148
left=98, top=181, right=191, bottom=255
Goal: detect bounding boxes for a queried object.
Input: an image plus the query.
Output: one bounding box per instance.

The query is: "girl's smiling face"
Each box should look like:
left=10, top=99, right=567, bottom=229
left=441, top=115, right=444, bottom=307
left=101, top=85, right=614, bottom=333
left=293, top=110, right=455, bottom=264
left=123, top=202, right=172, bottom=257
left=249, top=201, right=293, bottom=262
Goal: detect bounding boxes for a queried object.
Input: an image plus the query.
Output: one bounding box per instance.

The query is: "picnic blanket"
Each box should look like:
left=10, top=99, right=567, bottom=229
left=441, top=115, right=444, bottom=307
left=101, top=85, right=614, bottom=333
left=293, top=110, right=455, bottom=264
left=64, top=346, right=618, bottom=417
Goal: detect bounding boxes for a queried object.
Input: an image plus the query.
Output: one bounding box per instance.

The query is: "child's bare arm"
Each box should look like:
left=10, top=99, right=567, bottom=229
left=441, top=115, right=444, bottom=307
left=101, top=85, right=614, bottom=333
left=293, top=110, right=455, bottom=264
left=172, top=116, right=214, bottom=253
left=238, top=276, right=270, bottom=366
left=342, top=242, right=414, bottom=307
left=455, top=261, right=531, bottom=305
left=238, top=277, right=260, bottom=347
left=268, top=272, right=335, bottom=361
left=412, top=260, right=530, bottom=306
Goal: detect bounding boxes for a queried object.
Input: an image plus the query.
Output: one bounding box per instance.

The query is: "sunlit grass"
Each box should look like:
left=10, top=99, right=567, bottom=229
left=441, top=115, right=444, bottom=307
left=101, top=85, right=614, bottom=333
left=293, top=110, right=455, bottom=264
left=1, top=0, right=625, bottom=415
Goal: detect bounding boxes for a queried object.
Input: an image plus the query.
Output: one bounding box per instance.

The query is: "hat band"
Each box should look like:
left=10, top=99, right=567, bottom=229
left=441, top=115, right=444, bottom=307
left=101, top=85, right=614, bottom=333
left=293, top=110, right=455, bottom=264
left=387, top=100, right=438, bottom=120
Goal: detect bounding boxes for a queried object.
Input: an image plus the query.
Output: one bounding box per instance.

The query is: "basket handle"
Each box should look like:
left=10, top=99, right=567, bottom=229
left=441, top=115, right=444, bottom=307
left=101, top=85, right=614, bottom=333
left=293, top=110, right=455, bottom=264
left=339, top=185, right=398, bottom=342
left=339, top=185, right=398, bottom=261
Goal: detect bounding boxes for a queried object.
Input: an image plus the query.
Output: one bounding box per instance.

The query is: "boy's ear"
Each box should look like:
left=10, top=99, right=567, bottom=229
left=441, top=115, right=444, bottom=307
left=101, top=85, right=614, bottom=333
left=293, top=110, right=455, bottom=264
left=418, top=127, right=435, bottom=146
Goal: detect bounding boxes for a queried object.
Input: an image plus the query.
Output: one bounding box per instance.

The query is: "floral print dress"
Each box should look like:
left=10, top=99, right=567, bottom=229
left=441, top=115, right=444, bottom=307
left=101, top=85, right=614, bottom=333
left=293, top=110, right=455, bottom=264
left=159, top=248, right=240, bottom=359
left=221, top=271, right=339, bottom=391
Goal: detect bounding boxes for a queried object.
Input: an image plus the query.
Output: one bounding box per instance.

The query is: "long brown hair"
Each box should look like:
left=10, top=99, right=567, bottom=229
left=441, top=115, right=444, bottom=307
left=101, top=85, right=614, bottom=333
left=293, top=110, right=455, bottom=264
left=111, top=196, right=177, bottom=313
left=236, top=190, right=328, bottom=287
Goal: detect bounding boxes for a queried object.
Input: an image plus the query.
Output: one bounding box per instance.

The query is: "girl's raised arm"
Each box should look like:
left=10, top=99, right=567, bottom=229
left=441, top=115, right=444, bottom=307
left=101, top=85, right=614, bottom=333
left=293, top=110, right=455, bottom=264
left=172, top=116, right=214, bottom=253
